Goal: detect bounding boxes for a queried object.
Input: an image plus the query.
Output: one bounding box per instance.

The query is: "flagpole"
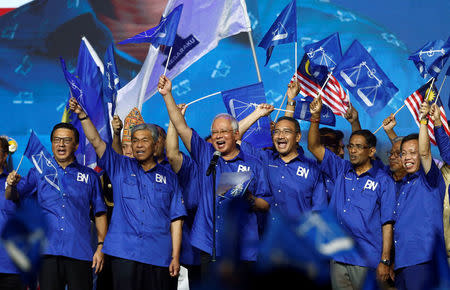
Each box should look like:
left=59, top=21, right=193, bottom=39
left=247, top=31, right=262, bottom=82
left=185, top=91, right=222, bottom=107
left=417, top=77, right=435, bottom=120
left=372, top=104, right=406, bottom=134
left=294, top=42, right=298, bottom=81
left=273, top=107, right=294, bottom=113
left=138, top=45, right=158, bottom=110
left=316, top=72, right=332, bottom=98
left=434, top=75, right=447, bottom=105
left=274, top=92, right=287, bottom=122
left=15, top=155, right=24, bottom=172
left=163, top=46, right=173, bottom=76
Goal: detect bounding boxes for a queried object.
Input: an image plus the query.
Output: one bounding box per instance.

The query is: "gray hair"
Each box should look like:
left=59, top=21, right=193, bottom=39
left=131, top=123, right=159, bottom=143
left=211, top=113, right=239, bottom=133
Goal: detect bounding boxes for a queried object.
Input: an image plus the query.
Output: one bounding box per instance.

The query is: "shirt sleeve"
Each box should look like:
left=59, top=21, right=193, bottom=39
left=90, top=172, right=107, bottom=215
left=189, top=129, right=214, bottom=170
left=176, top=152, right=200, bottom=210
left=311, top=172, right=328, bottom=211
left=319, top=148, right=346, bottom=179
left=380, top=175, right=396, bottom=225
left=435, top=126, right=450, bottom=164
left=98, top=144, right=123, bottom=181
left=240, top=141, right=270, bottom=163
left=251, top=159, right=273, bottom=205
left=16, top=168, right=38, bottom=199
left=424, top=160, right=444, bottom=190
left=169, top=177, right=187, bottom=221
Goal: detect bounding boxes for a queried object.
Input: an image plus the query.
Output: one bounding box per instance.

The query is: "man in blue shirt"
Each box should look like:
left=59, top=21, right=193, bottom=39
left=5, top=123, right=107, bottom=290
left=381, top=114, right=407, bottom=183
left=393, top=102, right=446, bottom=290
left=237, top=104, right=327, bottom=223
left=158, top=75, right=272, bottom=279
left=308, top=96, right=396, bottom=289
left=68, top=97, right=186, bottom=290
left=0, top=136, right=24, bottom=290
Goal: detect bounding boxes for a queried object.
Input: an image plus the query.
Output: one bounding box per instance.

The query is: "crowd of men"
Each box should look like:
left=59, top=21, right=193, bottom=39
left=0, top=75, right=449, bottom=290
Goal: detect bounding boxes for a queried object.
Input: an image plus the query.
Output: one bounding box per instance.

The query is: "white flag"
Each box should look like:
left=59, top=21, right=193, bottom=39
left=116, top=0, right=251, bottom=122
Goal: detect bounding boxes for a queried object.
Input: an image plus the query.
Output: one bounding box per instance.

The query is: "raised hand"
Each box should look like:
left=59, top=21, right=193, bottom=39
left=6, top=170, right=21, bottom=187
left=309, top=96, right=323, bottom=116
left=111, top=115, right=123, bottom=136
left=419, top=101, right=430, bottom=120
left=176, top=103, right=188, bottom=116
left=68, top=97, right=85, bottom=115
left=158, top=75, right=172, bottom=96
left=344, top=103, right=359, bottom=124
left=287, top=81, right=300, bottom=100
left=382, top=114, right=397, bottom=131
left=255, top=103, right=274, bottom=117
left=430, top=103, right=442, bottom=126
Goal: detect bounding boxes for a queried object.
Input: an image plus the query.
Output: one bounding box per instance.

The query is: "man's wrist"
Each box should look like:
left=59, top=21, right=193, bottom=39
left=78, top=113, right=88, bottom=120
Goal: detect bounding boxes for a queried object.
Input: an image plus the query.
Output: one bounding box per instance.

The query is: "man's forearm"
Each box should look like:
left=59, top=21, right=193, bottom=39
left=166, top=121, right=183, bottom=173
left=381, top=223, right=393, bottom=260
left=95, top=213, right=108, bottom=243
left=170, top=218, right=183, bottom=260
left=5, top=185, right=19, bottom=201
left=161, top=92, right=192, bottom=152
left=78, top=112, right=107, bottom=158
left=111, top=133, right=123, bottom=155
left=419, top=120, right=432, bottom=173
left=307, top=114, right=325, bottom=162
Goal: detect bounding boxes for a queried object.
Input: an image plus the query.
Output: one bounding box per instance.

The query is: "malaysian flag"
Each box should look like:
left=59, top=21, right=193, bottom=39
left=292, top=54, right=349, bottom=116
left=404, top=83, right=450, bottom=145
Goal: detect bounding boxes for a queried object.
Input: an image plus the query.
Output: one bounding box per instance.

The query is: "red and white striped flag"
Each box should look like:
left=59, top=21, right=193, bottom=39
left=291, top=55, right=349, bottom=116
left=404, top=83, right=450, bottom=145
left=0, top=0, right=32, bottom=16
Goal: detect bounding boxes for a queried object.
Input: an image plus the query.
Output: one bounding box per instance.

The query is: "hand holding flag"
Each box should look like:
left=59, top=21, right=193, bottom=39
left=409, top=38, right=450, bottom=79
left=59, top=57, right=87, bottom=112
left=103, top=43, right=120, bottom=116
left=293, top=96, right=336, bottom=126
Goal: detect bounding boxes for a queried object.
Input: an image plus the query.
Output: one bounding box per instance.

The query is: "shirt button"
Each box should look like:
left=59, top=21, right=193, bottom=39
left=216, top=230, right=219, bottom=233
left=352, top=188, right=355, bottom=191
left=393, top=211, right=396, bottom=214
left=326, top=190, right=329, bottom=193
left=402, top=192, right=405, bottom=195
left=343, top=209, right=346, bottom=213
left=225, top=162, right=228, bottom=164
left=407, top=181, right=410, bottom=184
left=62, top=205, right=65, bottom=208
left=397, top=203, right=400, bottom=206
left=60, top=228, right=64, bottom=231
left=285, top=164, right=288, bottom=166
left=327, top=179, right=330, bottom=182
left=275, top=203, right=278, bottom=207
left=272, top=217, right=275, bottom=221
left=219, top=201, right=222, bottom=205
left=395, top=240, right=397, bottom=243
left=62, top=193, right=66, bottom=197
left=347, top=198, right=350, bottom=201
left=340, top=222, right=343, bottom=225
left=356, top=178, right=359, bottom=180
left=281, top=176, right=285, bottom=179
left=61, top=216, right=64, bottom=219
left=217, top=216, right=220, bottom=219
left=278, top=190, right=281, bottom=192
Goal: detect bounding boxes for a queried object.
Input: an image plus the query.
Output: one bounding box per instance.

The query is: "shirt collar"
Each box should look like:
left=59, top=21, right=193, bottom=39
left=272, top=147, right=306, bottom=163
left=348, top=160, right=378, bottom=177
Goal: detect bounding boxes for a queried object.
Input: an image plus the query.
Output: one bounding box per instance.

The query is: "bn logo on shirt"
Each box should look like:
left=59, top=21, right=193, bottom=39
left=77, top=172, right=89, bottom=184
left=156, top=173, right=167, bottom=184
left=296, top=166, right=310, bottom=179
left=363, top=179, right=378, bottom=191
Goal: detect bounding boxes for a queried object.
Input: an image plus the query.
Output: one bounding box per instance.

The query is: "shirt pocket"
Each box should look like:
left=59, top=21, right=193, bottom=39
left=150, top=184, right=171, bottom=209
left=354, top=189, right=378, bottom=211
left=122, top=176, right=139, bottom=199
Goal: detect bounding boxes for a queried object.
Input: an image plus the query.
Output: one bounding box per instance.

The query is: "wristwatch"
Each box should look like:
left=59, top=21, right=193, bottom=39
left=380, top=259, right=391, bottom=266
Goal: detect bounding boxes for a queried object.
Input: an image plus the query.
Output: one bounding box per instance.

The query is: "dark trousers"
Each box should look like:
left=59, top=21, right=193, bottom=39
left=182, top=264, right=201, bottom=290
left=39, top=255, right=92, bottom=290
left=110, top=256, right=177, bottom=290
left=395, top=262, right=434, bottom=290
left=0, top=273, right=24, bottom=290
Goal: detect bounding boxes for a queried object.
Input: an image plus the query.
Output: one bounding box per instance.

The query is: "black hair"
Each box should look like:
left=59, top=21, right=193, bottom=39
left=50, top=123, right=80, bottom=144
left=0, top=136, right=8, bottom=154
left=400, top=133, right=419, bottom=151
left=319, top=127, right=344, bottom=147
left=350, top=129, right=377, bottom=148
left=276, top=116, right=301, bottom=133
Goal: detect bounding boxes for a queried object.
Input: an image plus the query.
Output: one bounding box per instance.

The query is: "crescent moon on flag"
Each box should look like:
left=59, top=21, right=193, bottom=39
left=305, top=59, right=312, bottom=76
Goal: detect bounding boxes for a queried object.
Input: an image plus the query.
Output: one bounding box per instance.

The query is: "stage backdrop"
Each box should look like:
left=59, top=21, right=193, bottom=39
left=0, top=0, right=449, bottom=172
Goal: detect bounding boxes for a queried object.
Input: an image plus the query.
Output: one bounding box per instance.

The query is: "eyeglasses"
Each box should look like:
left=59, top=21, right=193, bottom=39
left=52, top=137, right=73, bottom=145
left=346, top=144, right=370, bottom=150
left=273, top=129, right=296, bottom=136
left=211, top=129, right=234, bottom=136
left=387, top=151, right=401, bottom=158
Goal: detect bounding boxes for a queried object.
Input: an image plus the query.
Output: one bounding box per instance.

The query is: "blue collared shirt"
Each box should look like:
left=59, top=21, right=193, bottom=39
left=0, top=171, right=20, bottom=274
left=394, top=161, right=446, bottom=269
left=17, top=159, right=106, bottom=261
left=320, top=149, right=396, bottom=268
left=240, top=142, right=327, bottom=222
left=435, top=126, right=450, bottom=164
left=176, top=152, right=201, bottom=265
left=189, top=130, right=272, bottom=261
left=98, top=146, right=186, bottom=267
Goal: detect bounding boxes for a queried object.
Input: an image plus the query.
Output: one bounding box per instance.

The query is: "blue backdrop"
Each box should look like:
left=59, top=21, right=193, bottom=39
left=0, top=0, right=449, bottom=172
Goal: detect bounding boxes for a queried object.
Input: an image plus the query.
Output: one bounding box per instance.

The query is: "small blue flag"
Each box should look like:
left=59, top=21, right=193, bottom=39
left=24, top=131, right=61, bottom=192
left=118, top=4, right=183, bottom=47
left=446, top=64, right=450, bottom=76
left=222, top=82, right=273, bottom=149
left=103, top=43, right=121, bottom=116
left=334, top=40, right=398, bottom=117
left=217, top=171, right=253, bottom=200
left=304, top=32, right=342, bottom=78
left=293, top=96, right=336, bottom=126
left=1, top=199, right=47, bottom=286
left=60, top=57, right=87, bottom=113
left=409, top=38, right=450, bottom=79
left=258, top=209, right=358, bottom=283
left=258, top=0, right=297, bottom=66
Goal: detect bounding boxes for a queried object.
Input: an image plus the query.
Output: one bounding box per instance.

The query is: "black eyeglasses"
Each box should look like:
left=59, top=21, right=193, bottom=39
left=346, top=144, right=370, bottom=150
left=387, top=151, right=401, bottom=158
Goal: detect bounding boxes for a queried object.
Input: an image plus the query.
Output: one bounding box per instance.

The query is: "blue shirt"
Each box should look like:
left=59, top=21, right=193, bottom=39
left=189, top=130, right=272, bottom=261
left=17, top=159, right=106, bottom=261
left=176, top=152, right=201, bottom=265
left=240, top=142, right=327, bottom=222
left=435, top=125, right=450, bottom=164
left=320, top=149, right=396, bottom=268
left=0, top=171, right=20, bottom=274
left=394, top=161, right=446, bottom=269
left=98, top=146, right=186, bottom=267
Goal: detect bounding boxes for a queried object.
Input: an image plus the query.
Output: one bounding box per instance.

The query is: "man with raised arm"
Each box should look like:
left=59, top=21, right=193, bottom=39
left=68, top=97, right=186, bottom=290
left=393, top=102, right=446, bottom=290
left=381, top=114, right=407, bottom=183
left=237, top=102, right=327, bottom=223
left=5, top=123, right=107, bottom=290
left=158, top=75, right=272, bottom=278
left=307, top=96, right=396, bottom=289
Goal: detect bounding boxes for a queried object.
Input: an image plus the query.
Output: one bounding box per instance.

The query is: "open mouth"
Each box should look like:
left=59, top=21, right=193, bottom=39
left=56, top=149, right=66, bottom=155
left=215, top=140, right=226, bottom=150
left=404, top=162, right=415, bottom=170
left=276, top=140, right=287, bottom=150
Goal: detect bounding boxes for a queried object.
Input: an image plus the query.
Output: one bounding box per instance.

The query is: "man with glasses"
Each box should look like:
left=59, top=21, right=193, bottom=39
left=393, top=102, right=446, bottom=290
left=307, top=97, right=396, bottom=289
left=236, top=104, right=327, bottom=224
left=382, top=114, right=407, bottom=183
left=5, top=123, right=107, bottom=290
left=158, top=75, right=272, bottom=280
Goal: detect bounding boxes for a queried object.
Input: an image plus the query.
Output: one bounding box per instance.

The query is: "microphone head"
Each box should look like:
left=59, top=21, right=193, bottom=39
left=213, top=151, right=221, bottom=157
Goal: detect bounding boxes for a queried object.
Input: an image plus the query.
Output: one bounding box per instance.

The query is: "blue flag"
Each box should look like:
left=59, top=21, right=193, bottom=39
left=71, top=38, right=111, bottom=168
left=304, top=32, right=342, bottom=79
left=446, top=64, right=450, bottom=76
left=24, top=131, right=61, bottom=192
left=118, top=4, right=183, bottom=47
left=409, top=38, right=450, bottom=79
left=1, top=199, right=47, bottom=286
left=103, top=43, right=121, bottom=116
left=258, top=209, right=358, bottom=283
left=293, top=96, right=336, bottom=126
left=258, top=0, right=297, bottom=65
left=334, top=40, right=398, bottom=117
left=60, top=57, right=87, bottom=113
left=430, top=234, right=450, bottom=289
left=222, top=82, right=273, bottom=149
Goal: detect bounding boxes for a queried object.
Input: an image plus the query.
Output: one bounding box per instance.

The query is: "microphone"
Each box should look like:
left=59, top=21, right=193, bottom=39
left=206, top=151, right=221, bottom=176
